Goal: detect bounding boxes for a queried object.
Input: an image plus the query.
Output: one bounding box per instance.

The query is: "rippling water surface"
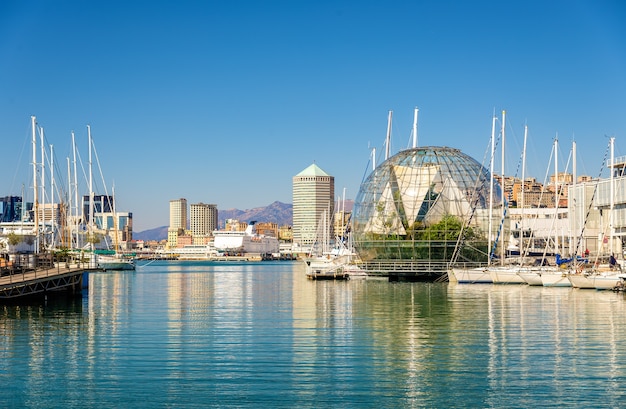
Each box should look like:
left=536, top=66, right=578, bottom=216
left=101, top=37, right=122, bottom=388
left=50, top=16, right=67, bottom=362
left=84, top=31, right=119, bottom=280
left=1, top=260, right=626, bottom=408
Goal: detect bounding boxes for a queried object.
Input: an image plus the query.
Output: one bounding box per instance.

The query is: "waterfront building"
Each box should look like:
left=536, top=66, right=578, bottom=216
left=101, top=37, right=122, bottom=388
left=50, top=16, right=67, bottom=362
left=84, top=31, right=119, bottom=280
left=190, top=203, right=217, bottom=244
left=279, top=225, right=292, bottom=242
left=292, top=163, right=335, bottom=249
left=569, top=152, right=626, bottom=258
left=93, top=210, right=133, bottom=250
left=169, top=198, right=187, bottom=230
left=168, top=198, right=187, bottom=248
left=511, top=178, right=554, bottom=208
left=333, top=210, right=351, bottom=240
left=224, top=219, right=247, bottom=232
left=0, top=196, right=26, bottom=222
left=82, top=194, right=113, bottom=224
left=255, top=222, right=278, bottom=238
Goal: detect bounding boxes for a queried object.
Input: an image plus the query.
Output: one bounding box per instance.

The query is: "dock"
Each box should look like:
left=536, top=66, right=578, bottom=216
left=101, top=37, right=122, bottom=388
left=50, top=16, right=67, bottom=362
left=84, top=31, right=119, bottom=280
left=0, top=263, right=96, bottom=300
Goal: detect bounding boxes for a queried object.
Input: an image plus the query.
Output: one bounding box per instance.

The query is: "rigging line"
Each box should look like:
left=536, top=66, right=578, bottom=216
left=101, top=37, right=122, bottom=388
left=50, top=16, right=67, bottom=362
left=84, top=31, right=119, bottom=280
left=573, top=139, right=612, bottom=260
left=450, top=131, right=496, bottom=265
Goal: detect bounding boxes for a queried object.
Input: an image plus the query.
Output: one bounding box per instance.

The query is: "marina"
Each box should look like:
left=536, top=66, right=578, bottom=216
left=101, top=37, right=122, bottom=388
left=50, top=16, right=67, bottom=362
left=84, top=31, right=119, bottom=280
left=3, top=260, right=626, bottom=408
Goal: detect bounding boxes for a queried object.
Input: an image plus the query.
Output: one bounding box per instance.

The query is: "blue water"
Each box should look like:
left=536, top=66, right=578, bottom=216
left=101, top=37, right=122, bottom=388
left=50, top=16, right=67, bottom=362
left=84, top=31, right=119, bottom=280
left=1, top=260, right=626, bottom=408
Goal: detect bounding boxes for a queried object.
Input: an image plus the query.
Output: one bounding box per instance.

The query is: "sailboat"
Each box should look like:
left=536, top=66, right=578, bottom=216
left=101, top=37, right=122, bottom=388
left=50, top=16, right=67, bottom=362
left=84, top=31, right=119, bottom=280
left=449, top=111, right=504, bottom=284
left=303, top=195, right=361, bottom=279
left=489, top=121, right=529, bottom=284
left=95, top=185, right=135, bottom=271
left=568, top=137, right=625, bottom=289
left=78, top=127, right=135, bottom=271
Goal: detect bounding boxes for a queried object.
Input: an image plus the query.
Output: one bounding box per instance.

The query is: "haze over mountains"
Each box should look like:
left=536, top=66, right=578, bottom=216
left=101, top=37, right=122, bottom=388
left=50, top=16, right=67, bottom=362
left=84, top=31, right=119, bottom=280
left=134, top=200, right=354, bottom=242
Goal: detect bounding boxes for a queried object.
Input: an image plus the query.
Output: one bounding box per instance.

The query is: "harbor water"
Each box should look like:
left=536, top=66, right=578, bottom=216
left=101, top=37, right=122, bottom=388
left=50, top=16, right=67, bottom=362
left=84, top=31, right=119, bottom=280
left=1, top=260, right=626, bottom=408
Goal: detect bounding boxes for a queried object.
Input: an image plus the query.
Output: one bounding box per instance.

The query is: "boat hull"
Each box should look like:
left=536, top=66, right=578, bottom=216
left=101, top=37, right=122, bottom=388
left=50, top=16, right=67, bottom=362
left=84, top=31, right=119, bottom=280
left=540, top=271, right=571, bottom=287
left=517, top=271, right=543, bottom=286
left=568, top=274, right=595, bottom=289
left=97, top=255, right=136, bottom=271
left=591, top=274, right=622, bottom=290
left=449, top=268, right=492, bottom=284
left=489, top=268, right=527, bottom=284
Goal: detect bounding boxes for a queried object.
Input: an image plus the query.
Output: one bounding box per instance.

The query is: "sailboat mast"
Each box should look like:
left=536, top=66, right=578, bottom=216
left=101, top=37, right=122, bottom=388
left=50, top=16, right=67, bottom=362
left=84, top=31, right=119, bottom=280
left=412, top=107, right=419, bottom=149
left=40, top=126, right=46, bottom=249
left=610, top=136, right=615, bottom=256
left=31, top=116, right=39, bottom=253
left=488, top=113, right=496, bottom=265
left=342, top=187, right=346, bottom=239
left=554, top=136, right=558, bottom=252
left=67, top=156, right=71, bottom=248
left=500, top=110, right=506, bottom=264
left=520, top=124, right=528, bottom=261
left=50, top=144, right=55, bottom=248
left=88, top=125, right=94, bottom=241
left=572, top=140, right=577, bottom=255
left=72, top=131, right=79, bottom=247
left=385, top=110, right=392, bottom=160
left=371, top=148, right=376, bottom=171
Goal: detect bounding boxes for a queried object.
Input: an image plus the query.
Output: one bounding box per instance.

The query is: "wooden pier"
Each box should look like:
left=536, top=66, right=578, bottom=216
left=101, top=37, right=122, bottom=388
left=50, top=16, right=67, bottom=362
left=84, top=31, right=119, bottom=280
left=0, top=263, right=97, bottom=300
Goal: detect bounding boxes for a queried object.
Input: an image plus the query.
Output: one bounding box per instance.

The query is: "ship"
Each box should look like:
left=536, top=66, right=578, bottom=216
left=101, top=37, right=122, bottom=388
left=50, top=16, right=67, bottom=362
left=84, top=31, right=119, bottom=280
left=212, top=221, right=279, bottom=256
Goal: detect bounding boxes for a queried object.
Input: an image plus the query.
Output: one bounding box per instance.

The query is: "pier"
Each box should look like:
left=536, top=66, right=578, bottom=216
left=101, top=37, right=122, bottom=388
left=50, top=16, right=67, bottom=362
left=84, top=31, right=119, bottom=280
left=0, top=262, right=96, bottom=300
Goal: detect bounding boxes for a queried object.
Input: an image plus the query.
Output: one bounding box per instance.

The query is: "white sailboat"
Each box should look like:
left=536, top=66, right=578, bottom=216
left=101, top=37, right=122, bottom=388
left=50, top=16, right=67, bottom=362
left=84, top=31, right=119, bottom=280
left=490, top=121, right=529, bottom=285
left=539, top=136, right=573, bottom=287
left=81, top=128, right=135, bottom=271
left=449, top=112, right=501, bottom=284
left=96, top=189, right=135, bottom=271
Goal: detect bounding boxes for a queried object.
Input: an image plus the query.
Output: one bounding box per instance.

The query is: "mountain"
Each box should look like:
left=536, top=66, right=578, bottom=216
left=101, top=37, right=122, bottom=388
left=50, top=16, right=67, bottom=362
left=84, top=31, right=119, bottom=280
left=133, top=225, right=169, bottom=242
left=218, top=201, right=293, bottom=228
left=133, top=201, right=294, bottom=241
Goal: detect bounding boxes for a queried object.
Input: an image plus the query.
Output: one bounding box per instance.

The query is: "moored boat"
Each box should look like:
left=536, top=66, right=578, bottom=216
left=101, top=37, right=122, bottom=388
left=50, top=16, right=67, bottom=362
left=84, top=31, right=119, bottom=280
left=590, top=273, right=623, bottom=290
left=568, top=273, right=595, bottom=289
left=540, top=269, right=571, bottom=287
left=448, top=267, right=492, bottom=284
left=489, top=267, right=527, bottom=284
left=517, top=269, right=543, bottom=286
left=96, top=253, right=136, bottom=271
left=213, top=221, right=279, bottom=256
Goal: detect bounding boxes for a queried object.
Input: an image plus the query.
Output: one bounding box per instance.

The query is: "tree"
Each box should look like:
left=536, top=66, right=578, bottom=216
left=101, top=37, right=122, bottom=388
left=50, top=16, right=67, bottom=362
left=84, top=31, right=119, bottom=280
left=7, top=232, right=22, bottom=247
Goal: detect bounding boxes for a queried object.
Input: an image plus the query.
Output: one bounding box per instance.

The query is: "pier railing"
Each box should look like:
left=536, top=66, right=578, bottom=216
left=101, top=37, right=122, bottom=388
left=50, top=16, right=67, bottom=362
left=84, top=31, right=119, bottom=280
left=359, top=259, right=451, bottom=281
left=0, top=253, right=98, bottom=299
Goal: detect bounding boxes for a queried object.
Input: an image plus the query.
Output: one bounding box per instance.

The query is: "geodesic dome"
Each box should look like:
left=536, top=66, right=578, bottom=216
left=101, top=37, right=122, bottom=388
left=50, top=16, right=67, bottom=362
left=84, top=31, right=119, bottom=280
left=352, top=146, right=503, bottom=262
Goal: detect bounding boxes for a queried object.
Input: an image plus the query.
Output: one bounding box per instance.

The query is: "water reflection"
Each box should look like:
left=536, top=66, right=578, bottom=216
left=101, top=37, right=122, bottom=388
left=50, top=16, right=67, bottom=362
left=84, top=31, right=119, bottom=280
left=3, top=262, right=626, bottom=407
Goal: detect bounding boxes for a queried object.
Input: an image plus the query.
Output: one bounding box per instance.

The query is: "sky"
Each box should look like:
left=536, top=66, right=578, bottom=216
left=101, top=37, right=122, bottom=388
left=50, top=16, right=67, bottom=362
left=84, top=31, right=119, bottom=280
left=1, top=1, right=625, bottom=232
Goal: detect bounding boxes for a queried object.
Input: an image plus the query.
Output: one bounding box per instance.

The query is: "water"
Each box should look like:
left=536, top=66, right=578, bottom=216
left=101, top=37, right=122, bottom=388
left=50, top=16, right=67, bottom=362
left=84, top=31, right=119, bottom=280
left=1, top=261, right=626, bottom=408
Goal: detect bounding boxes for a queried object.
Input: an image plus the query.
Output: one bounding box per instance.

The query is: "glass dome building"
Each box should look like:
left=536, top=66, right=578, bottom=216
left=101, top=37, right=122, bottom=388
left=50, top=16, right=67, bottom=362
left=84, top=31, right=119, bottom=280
left=352, top=146, right=504, bottom=263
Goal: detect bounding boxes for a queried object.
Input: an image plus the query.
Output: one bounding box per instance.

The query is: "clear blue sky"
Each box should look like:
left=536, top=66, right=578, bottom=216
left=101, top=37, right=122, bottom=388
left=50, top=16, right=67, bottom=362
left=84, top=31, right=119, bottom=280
left=1, top=1, right=625, bottom=231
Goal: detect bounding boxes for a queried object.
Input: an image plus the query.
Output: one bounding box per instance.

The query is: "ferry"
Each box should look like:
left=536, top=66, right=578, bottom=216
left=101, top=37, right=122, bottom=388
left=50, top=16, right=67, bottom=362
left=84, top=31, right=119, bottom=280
left=213, top=221, right=279, bottom=256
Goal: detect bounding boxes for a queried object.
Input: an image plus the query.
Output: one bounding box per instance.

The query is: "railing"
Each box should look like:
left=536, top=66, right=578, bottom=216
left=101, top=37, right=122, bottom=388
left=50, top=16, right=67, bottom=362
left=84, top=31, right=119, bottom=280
left=0, top=253, right=97, bottom=285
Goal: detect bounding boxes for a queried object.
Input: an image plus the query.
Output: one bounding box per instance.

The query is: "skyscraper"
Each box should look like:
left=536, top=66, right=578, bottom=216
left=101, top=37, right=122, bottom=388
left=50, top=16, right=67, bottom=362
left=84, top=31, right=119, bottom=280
left=168, top=198, right=187, bottom=247
left=190, top=203, right=218, bottom=243
left=292, top=163, right=334, bottom=248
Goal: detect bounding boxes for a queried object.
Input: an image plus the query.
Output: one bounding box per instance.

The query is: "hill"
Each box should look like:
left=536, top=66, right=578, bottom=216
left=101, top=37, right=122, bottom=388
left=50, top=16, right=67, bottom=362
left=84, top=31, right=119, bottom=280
left=218, top=201, right=293, bottom=228
left=133, top=225, right=169, bottom=242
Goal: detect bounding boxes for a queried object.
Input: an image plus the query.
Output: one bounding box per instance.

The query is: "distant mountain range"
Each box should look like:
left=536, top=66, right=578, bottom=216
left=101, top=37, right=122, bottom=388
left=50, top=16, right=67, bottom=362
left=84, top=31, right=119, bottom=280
left=134, top=200, right=355, bottom=242
left=134, top=201, right=294, bottom=242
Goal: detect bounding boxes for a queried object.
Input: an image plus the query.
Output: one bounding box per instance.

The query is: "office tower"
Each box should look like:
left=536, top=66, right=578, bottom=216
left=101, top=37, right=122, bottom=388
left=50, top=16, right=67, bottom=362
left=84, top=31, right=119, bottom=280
left=169, top=198, right=187, bottom=230
left=168, top=198, right=187, bottom=247
left=190, top=203, right=218, bottom=237
left=292, top=163, right=334, bottom=248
